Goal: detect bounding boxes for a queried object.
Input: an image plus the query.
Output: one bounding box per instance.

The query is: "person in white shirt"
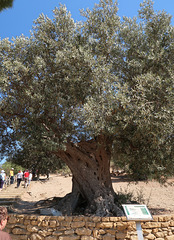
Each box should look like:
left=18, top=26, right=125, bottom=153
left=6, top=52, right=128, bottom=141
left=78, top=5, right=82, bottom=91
left=28, top=171, right=33, bottom=186
left=16, top=170, right=23, bottom=188
left=0, top=170, right=6, bottom=191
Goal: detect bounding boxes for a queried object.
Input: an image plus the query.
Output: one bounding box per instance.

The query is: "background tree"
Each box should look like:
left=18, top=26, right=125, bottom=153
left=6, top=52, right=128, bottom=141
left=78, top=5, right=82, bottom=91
left=0, top=0, right=173, bottom=216
left=11, top=137, right=66, bottom=179
left=0, top=0, right=14, bottom=12
left=0, top=161, right=23, bottom=176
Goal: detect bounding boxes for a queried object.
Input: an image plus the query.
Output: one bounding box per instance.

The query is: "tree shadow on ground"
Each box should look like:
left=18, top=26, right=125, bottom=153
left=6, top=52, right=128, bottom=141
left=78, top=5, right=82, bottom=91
left=9, top=197, right=62, bottom=215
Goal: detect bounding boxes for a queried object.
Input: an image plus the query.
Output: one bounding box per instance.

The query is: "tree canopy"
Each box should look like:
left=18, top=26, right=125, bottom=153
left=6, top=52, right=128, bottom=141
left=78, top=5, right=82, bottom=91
left=0, top=0, right=173, bottom=216
left=0, top=0, right=14, bottom=12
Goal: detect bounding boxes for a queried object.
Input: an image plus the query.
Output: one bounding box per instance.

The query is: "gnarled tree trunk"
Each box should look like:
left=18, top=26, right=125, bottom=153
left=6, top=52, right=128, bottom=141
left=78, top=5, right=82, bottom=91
left=56, top=135, right=123, bottom=217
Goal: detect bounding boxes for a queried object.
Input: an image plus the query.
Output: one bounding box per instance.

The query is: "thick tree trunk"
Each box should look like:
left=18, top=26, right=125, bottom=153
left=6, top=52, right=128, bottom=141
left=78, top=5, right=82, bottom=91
left=56, top=135, right=123, bottom=217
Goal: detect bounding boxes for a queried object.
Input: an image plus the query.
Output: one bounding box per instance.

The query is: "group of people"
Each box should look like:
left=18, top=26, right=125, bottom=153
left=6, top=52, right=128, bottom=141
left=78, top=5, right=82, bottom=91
left=0, top=168, right=33, bottom=190
left=0, top=170, right=33, bottom=239
left=0, top=168, right=15, bottom=191
left=0, top=170, right=6, bottom=191
left=16, top=169, right=32, bottom=188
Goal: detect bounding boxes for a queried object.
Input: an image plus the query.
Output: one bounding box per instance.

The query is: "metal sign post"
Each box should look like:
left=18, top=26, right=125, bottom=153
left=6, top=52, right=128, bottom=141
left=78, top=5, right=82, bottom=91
left=136, top=222, right=144, bottom=240
left=122, top=205, right=153, bottom=240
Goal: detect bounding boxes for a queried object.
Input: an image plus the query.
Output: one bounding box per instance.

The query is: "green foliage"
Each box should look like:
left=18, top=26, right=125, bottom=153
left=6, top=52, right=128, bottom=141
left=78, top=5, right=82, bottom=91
left=0, top=0, right=173, bottom=180
left=116, top=186, right=145, bottom=205
left=0, top=0, right=14, bottom=12
left=10, top=139, right=66, bottom=175
left=0, top=161, right=24, bottom=176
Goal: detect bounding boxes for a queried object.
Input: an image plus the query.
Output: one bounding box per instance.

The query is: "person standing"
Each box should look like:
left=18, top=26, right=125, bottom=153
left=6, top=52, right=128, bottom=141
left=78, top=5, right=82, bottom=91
left=0, top=170, right=6, bottom=191
left=28, top=171, right=32, bottom=186
left=9, top=168, right=14, bottom=184
left=0, top=206, right=12, bottom=240
left=24, top=169, right=29, bottom=188
left=16, top=170, right=23, bottom=188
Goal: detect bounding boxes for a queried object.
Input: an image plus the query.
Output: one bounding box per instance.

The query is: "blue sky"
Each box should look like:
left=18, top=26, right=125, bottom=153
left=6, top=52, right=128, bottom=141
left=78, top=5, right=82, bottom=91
left=0, top=0, right=173, bottom=40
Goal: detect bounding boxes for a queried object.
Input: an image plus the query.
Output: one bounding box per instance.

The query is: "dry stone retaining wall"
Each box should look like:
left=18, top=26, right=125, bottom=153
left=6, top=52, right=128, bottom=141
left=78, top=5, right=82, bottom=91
left=5, top=214, right=174, bottom=239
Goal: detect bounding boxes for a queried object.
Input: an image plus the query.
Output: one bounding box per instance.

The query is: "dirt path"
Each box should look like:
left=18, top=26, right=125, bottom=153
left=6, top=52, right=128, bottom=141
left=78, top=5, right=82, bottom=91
left=11, top=174, right=174, bottom=216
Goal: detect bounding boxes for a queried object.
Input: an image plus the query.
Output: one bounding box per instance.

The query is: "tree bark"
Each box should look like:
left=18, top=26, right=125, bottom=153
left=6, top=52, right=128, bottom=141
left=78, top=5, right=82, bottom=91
left=56, top=135, right=123, bottom=217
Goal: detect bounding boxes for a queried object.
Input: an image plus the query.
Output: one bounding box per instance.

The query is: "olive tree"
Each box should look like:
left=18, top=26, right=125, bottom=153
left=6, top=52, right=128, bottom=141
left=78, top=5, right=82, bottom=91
left=0, top=0, right=14, bottom=12
left=0, top=0, right=173, bottom=216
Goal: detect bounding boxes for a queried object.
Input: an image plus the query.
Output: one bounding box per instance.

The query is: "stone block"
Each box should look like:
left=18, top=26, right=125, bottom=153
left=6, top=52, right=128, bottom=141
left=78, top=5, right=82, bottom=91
left=92, top=217, right=101, bottom=222
left=85, top=222, right=96, bottom=228
left=59, top=235, right=80, bottom=240
left=56, top=227, right=67, bottom=231
left=106, top=229, right=116, bottom=235
left=11, top=235, right=28, bottom=240
left=27, top=225, right=39, bottom=232
left=145, top=233, right=155, bottom=239
left=163, top=216, right=172, bottom=221
left=76, top=227, right=92, bottom=236
left=64, top=216, right=73, bottom=222
left=103, top=233, right=115, bottom=240
left=152, top=216, right=159, bottom=222
left=101, top=217, right=110, bottom=222
left=81, top=236, right=95, bottom=240
left=28, top=216, right=37, bottom=220
left=116, top=222, right=127, bottom=230
left=73, top=216, right=84, bottom=221
left=158, top=216, right=165, bottom=222
left=33, top=216, right=43, bottom=221
left=109, top=217, right=119, bottom=222
left=142, top=222, right=161, bottom=228
left=121, top=216, right=127, bottom=222
left=49, top=220, right=57, bottom=227
left=60, top=221, right=71, bottom=227
left=93, top=229, right=99, bottom=238
left=130, top=235, right=138, bottom=240
left=98, top=229, right=106, bottom=234
left=152, top=228, right=158, bottom=233
left=127, top=223, right=136, bottom=231
left=41, top=220, right=49, bottom=227
left=52, top=231, right=63, bottom=236
left=12, top=227, right=27, bottom=235
left=46, top=237, right=57, bottom=240
left=165, top=236, right=174, bottom=240
left=143, top=229, right=152, bottom=234
left=57, top=216, right=65, bottom=221
left=115, top=232, right=127, bottom=239
left=30, top=233, right=42, bottom=240
left=64, top=229, right=75, bottom=235
left=96, top=222, right=113, bottom=229
left=161, top=222, right=170, bottom=228
left=16, top=218, right=24, bottom=224
left=8, top=216, right=17, bottom=224
left=31, top=220, right=38, bottom=226
left=38, top=229, right=51, bottom=237
left=71, top=221, right=85, bottom=228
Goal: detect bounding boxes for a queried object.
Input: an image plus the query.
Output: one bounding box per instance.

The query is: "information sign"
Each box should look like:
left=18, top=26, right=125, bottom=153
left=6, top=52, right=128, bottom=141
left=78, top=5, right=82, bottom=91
left=122, top=204, right=153, bottom=221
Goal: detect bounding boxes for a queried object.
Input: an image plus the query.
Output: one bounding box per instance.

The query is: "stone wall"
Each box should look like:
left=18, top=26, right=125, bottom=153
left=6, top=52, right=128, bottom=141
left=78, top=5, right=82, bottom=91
left=5, top=214, right=174, bottom=240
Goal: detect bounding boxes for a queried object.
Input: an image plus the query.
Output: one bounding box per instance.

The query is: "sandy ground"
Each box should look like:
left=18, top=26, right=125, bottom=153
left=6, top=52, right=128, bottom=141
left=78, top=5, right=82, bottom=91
left=20, top=174, right=174, bottom=216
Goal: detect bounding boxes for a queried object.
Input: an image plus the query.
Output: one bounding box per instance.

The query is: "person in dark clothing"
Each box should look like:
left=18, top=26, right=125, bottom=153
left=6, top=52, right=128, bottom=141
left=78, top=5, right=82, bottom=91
left=16, top=170, right=23, bottom=188
left=0, top=206, right=12, bottom=240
